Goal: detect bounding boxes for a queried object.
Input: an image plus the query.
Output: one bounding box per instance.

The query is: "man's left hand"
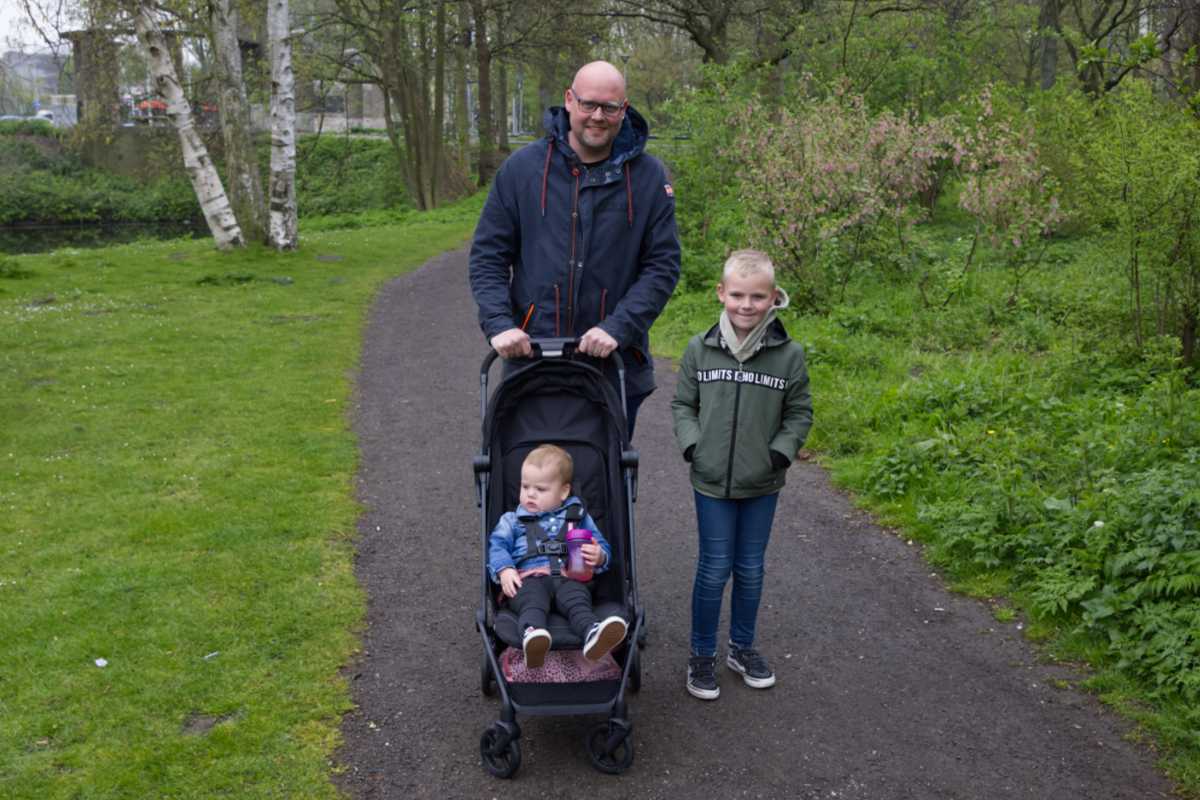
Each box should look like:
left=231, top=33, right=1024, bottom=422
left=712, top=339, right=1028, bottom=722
left=579, top=327, right=618, bottom=358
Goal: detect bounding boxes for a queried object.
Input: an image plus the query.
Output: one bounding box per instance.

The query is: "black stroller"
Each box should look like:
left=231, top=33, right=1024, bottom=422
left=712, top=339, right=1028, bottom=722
left=473, top=338, right=644, bottom=778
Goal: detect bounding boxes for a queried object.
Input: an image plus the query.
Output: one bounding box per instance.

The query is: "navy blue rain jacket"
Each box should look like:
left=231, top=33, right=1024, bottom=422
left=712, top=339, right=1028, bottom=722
left=469, top=105, right=681, bottom=395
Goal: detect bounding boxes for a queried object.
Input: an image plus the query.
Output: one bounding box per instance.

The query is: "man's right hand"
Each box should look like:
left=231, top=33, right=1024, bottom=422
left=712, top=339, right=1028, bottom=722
left=490, top=328, right=533, bottom=359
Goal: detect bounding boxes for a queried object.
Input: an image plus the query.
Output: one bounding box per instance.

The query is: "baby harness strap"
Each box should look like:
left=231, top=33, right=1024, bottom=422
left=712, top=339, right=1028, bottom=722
left=515, top=504, right=586, bottom=577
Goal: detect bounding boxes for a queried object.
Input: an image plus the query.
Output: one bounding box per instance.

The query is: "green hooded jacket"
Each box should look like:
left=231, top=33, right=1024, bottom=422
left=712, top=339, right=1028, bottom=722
left=671, top=319, right=813, bottom=499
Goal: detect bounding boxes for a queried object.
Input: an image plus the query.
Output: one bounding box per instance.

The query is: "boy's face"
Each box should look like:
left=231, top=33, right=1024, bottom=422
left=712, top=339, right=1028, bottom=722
left=519, top=461, right=571, bottom=514
left=717, top=271, right=779, bottom=338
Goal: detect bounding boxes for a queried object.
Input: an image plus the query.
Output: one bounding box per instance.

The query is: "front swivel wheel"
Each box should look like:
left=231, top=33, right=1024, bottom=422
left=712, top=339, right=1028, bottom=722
left=480, top=723, right=521, bottom=778
left=586, top=720, right=634, bottom=774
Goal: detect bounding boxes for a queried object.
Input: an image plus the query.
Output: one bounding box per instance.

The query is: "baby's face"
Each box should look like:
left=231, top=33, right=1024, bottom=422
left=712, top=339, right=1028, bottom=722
left=519, top=462, right=570, bottom=514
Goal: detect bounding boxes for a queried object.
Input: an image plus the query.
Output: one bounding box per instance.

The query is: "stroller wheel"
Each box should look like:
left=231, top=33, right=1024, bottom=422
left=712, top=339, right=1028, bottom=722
left=481, top=652, right=497, bottom=697
left=586, top=720, right=634, bottom=774
left=480, top=724, right=521, bottom=778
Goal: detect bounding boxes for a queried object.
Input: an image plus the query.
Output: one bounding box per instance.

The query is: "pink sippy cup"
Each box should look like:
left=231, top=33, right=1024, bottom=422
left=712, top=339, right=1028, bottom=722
left=564, top=526, right=594, bottom=582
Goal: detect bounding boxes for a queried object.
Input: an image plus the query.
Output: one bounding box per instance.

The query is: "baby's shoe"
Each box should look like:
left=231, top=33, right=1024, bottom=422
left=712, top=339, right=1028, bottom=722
left=583, top=616, right=627, bottom=661
left=726, top=643, right=776, bottom=689
left=523, top=627, right=551, bottom=669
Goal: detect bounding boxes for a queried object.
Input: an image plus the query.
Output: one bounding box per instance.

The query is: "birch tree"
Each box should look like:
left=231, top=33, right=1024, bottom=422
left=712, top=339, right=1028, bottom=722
left=210, top=0, right=268, bottom=243
left=133, top=2, right=244, bottom=250
left=268, top=0, right=298, bottom=249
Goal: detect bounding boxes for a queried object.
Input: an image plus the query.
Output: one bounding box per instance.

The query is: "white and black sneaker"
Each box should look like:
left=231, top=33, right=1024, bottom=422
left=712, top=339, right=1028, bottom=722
left=726, top=644, right=776, bottom=688
left=522, top=627, right=551, bottom=669
left=583, top=616, right=627, bottom=661
left=687, top=654, right=720, bottom=700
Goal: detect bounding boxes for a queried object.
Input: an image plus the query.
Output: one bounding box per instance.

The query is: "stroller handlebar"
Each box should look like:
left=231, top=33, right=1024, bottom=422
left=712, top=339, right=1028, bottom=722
left=479, top=337, right=628, bottom=423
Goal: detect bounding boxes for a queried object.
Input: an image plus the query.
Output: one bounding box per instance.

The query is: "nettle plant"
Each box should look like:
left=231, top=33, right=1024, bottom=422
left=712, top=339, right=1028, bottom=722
left=727, top=84, right=954, bottom=312
left=954, top=87, right=1063, bottom=306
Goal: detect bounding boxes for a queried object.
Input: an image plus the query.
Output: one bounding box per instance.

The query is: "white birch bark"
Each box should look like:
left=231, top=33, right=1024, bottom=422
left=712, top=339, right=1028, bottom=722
left=133, top=3, right=243, bottom=250
left=211, top=0, right=267, bottom=244
left=268, top=0, right=298, bottom=250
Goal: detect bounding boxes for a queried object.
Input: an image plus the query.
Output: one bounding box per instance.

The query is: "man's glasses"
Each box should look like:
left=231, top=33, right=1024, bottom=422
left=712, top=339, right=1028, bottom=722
left=569, top=88, right=626, bottom=118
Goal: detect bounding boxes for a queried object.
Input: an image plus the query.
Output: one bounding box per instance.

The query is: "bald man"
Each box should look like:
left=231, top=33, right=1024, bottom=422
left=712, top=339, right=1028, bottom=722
left=469, top=60, right=681, bottom=435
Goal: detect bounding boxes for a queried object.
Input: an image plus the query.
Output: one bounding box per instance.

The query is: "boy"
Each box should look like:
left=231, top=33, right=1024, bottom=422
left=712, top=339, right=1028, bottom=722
left=488, top=444, right=628, bottom=668
left=671, top=249, right=813, bottom=700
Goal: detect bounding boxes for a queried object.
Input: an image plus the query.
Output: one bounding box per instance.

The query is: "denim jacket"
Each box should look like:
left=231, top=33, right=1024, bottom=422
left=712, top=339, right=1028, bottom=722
left=487, top=496, right=611, bottom=583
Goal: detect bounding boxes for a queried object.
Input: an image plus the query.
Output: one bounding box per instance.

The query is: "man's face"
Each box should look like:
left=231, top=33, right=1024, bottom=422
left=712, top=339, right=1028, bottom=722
left=564, top=78, right=626, bottom=159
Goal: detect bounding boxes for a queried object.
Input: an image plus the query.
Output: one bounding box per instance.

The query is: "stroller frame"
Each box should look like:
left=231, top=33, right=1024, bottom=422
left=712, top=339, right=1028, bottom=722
left=473, top=338, right=645, bottom=777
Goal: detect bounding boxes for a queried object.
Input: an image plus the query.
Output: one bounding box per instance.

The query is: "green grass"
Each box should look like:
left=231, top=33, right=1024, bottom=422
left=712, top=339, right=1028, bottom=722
left=651, top=219, right=1200, bottom=796
left=0, top=195, right=481, bottom=798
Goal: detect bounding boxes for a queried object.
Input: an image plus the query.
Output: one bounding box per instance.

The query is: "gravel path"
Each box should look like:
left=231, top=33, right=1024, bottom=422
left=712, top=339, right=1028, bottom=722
left=334, top=247, right=1175, bottom=799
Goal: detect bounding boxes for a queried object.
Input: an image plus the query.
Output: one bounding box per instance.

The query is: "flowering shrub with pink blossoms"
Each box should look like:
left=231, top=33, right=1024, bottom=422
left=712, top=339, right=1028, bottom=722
left=727, top=84, right=1061, bottom=312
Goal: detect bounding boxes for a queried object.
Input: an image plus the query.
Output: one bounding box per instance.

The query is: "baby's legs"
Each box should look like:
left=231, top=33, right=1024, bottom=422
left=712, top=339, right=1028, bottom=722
left=553, top=577, right=598, bottom=638
left=508, top=575, right=553, bottom=632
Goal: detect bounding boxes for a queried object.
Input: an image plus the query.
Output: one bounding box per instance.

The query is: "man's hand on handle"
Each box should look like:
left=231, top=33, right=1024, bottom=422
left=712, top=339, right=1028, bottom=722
left=490, top=328, right=533, bottom=359
left=578, top=327, right=618, bottom=358
left=491, top=327, right=617, bottom=359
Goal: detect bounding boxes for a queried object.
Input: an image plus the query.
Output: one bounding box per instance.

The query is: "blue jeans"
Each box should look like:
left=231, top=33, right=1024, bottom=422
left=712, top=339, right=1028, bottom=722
left=690, top=491, right=780, bottom=657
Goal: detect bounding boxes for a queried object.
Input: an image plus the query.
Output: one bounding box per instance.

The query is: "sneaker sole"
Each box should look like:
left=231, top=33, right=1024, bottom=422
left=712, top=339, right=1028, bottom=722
left=725, top=655, right=776, bottom=689
left=583, top=618, right=626, bottom=662
left=524, top=635, right=550, bottom=669
left=686, top=680, right=720, bottom=700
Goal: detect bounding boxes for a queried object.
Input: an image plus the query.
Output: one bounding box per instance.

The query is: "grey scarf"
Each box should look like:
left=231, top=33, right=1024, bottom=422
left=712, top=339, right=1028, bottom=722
left=719, top=287, right=790, bottom=364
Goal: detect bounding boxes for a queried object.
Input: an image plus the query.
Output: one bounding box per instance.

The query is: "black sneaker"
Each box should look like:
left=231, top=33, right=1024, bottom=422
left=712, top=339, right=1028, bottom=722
left=687, top=654, right=720, bottom=700
left=726, top=645, right=776, bottom=689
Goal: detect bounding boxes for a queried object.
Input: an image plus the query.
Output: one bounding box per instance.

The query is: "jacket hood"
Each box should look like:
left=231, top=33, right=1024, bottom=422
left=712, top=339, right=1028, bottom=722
left=514, top=495, right=585, bottom=522
left=542, top=105, right=649, bottom=168
left=702, top=318, right=791, bottom=350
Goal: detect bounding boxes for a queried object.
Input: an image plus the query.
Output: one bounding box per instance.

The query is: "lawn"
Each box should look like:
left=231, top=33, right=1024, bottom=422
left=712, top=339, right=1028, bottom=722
left=0, top=196, right=481, bottom=798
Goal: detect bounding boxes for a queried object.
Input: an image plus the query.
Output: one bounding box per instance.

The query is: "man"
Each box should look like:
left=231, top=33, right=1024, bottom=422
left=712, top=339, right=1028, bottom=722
left=469, top=60, right=681, bottom=434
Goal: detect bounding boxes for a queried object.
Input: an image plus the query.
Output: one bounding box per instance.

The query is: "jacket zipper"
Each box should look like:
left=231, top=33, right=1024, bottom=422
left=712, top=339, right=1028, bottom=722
left=567, top=168, right=581, bottom=332
left=724, top=380, right=743, bottom=498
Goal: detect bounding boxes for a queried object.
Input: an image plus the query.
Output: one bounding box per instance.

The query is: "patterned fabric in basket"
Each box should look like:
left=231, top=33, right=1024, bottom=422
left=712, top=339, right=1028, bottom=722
left=500, top=647, right=621, bottom=683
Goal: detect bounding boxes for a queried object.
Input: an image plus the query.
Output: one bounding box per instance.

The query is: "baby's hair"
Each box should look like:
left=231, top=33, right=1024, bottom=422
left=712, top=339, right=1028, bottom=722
left=722, top=249, right=776, bottom=285
left=524, top=444, right=574, bottom=485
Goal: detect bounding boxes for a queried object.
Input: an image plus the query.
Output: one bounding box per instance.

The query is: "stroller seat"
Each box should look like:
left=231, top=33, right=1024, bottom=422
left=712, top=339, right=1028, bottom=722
left=493, top=601, right=629, bottom=650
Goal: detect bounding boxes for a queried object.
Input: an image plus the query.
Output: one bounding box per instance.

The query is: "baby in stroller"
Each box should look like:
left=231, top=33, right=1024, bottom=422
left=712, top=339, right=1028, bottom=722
left=488, top=444, right=628, bottom=669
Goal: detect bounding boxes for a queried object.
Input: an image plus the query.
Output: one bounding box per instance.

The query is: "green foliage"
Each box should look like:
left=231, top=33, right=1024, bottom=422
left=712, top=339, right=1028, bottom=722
left=0, top=118, right=57, bottom=136
left=294, top=134, right=411, bottom=216
left=656, top=63, right=756, bottom=291
left=0, top=130, right=413, bottom=229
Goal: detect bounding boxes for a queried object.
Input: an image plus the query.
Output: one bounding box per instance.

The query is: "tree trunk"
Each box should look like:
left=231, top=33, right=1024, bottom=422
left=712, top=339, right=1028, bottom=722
left=470, top=0, right=496, bottom=185
left=268, top=0, right=297, bottom=250
left=433, top=0, right=446, bottom=206
left=496, top=57, right=509, bottom=153
left=454, top=1, right=471, bottom=173
left=210, top=0, right=268, bottom=244
left=134, top=3, right=243, bottom=250
left=1037, top=0, right=1060, bottom=90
